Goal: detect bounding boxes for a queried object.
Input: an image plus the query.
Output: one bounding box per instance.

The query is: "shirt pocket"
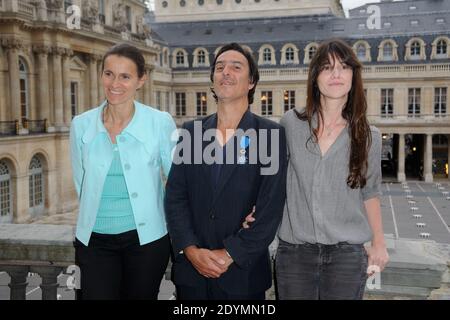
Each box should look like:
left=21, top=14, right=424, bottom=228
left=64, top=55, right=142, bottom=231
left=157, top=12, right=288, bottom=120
left=142, top=142, right=161, bottom=168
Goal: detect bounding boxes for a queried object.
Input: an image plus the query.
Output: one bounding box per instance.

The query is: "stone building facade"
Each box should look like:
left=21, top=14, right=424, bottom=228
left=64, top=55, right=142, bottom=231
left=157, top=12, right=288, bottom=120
left=0, top=0, right=157, bottom=223
left=0, top=0, right=449, bottom=224
left=149, top=0, right=450, bottom=183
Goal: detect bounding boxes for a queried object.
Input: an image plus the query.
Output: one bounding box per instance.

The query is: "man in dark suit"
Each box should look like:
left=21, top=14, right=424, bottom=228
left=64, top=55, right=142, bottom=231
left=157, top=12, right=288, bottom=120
left=164, top=43, right=287, bottom=300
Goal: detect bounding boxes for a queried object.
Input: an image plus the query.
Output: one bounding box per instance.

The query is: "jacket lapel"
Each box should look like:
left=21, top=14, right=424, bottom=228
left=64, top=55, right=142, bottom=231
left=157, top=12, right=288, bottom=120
left=211, top=110, right=255, bottom=206
left=200, top=114, right=217, bottom=189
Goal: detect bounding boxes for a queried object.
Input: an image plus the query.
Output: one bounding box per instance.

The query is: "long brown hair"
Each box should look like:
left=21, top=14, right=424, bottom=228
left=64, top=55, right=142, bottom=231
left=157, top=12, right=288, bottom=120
left=295, top=38, right=371, bottom=189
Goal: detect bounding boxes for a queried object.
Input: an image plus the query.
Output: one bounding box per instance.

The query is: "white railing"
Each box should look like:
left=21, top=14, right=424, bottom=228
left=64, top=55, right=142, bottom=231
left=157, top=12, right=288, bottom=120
left=365, top=63, right=450, bottom=75
left=367, top=113, right=450, bottom=124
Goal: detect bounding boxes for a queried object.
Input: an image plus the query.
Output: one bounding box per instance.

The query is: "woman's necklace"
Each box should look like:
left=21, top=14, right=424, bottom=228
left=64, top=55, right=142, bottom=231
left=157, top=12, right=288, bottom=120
left=324, top=116, right=346, bottom=137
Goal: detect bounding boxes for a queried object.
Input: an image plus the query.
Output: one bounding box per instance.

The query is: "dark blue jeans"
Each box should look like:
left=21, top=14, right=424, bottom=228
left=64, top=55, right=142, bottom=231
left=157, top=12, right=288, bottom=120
left=275, top=239, right=368, bottom=300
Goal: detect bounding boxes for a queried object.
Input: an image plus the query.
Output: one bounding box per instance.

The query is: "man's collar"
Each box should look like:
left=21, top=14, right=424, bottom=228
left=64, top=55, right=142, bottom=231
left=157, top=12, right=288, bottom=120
left=203, top=108, right=253, bottom=131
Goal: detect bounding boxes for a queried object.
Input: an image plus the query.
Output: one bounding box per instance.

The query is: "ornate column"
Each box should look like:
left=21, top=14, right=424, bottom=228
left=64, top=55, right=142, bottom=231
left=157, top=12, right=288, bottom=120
left=89, top=54, right=101, bottom=107
left=424, top=133, right=433, bottom=182
left=397, top=133, right=406, bottom=182
left=144, top=65, right=154, bottom=106
left=32, top=266, right=64, bottom=300
left=2, top=39, right=22, bottom=126
left=52, top=46, right=65, bottom=130
left=33, top=44, right=53, bottom=131
left=3, top=265, right=29, bottom=300
left=274, top=89, right=283, bottom=117
left=62, top=48, right=73, bottom=129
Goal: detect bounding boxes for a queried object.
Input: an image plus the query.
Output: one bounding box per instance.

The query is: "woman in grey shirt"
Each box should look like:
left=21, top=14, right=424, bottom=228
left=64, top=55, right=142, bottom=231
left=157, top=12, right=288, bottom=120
left=246, top=39, right=389, bottom=299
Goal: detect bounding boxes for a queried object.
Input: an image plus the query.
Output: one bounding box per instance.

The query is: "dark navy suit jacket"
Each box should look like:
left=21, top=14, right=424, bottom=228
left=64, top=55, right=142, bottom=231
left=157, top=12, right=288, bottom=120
left=164, top=110, right=287, bottom=295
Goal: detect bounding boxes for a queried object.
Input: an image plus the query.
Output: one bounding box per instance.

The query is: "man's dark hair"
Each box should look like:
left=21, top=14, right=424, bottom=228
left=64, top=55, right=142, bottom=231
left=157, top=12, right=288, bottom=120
left=101, top=43, right=146, bottom=78
left=210, top=43, right=259, bottom=105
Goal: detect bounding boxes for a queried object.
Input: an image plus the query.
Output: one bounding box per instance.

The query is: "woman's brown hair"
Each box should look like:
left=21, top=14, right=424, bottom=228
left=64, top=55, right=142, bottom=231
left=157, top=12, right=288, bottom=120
left=295, top=38, right=372, bottom=189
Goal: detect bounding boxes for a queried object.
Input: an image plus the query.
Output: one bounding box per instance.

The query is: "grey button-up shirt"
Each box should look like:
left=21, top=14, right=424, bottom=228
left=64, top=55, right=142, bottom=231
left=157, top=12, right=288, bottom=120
left=278, top=109, right=382, bottom=245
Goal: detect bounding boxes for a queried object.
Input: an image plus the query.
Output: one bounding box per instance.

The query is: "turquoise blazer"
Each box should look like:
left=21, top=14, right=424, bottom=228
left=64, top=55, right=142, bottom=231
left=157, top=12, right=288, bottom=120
left=70, top=100, right=177, bottom=246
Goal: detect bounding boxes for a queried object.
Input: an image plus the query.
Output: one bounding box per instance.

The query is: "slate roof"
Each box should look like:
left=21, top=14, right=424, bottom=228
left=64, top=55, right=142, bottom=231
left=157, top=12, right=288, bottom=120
left=146, top=0, right=450, bottom=67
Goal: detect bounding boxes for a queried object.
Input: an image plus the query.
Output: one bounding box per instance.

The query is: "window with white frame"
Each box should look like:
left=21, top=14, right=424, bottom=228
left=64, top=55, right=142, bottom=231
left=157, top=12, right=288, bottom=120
left=283, top=90, right=295, bottom=112
left=437, top=40, right=447, bottom=56
left=381, top=89, right=393, bottom=117
left=410, top=41, right=421, bottom=58
left=175, top=92, right=186, bottom=116
left=261, top=91, right=273, bottom=116
left=0, top=160, right=12, bottom=222
left=308, top=46, right=317, bottom=60
left=29, top=156, right=44, bottom=209
left=263, top=48, right=272, bottom=63
left=285, top=47, right=294, bottom=63
left=383, top=42, right=393, bottom=60
left=176, top=51, right=185, bottom=66
left=434, top=87, right=447, bottom=116
left=19, top=58, right=28, bottom=125
left=197, top=50, right=206, bottom=65
left=196, top=92, right=207, bottom=116
left=408, top=88, right=421, bottom=117
left=357, top=44, right=366, bottom=61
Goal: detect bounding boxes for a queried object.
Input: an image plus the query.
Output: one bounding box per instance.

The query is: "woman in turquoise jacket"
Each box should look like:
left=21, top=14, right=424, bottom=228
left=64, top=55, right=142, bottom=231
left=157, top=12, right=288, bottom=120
left=70, top=43, right=177, bottom=299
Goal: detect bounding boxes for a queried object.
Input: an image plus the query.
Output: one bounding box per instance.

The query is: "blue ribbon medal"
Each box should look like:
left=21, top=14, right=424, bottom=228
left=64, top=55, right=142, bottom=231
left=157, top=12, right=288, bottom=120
left=238, top=136, right=250, bottom=164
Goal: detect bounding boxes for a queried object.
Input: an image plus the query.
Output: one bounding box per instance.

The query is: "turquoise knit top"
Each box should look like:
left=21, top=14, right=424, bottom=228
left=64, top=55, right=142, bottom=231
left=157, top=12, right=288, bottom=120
left=92, top=144, right=136, bottom=234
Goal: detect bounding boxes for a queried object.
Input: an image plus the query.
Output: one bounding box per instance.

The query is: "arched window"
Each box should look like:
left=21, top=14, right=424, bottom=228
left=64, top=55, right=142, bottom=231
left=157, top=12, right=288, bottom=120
left=308, top=46, right=317, bottom=60
left=437, top=39, right=447, bottom=56
left=410, top=41, right=421, bottom=57
left=197, top=50, right=206, bottom=65
left=19, top=58, right=29, bottom=125
left=285, top=47, right=294, bottom=63
left=29, top=155, right=44, bottom=217
left=0, top=160, right=12, bottom=223
left=176, top=51, right=185, bottom=65
left=357, top=44, right=366, bottom=60
left=263, top=48, right=272, bottom=63
left=383, top=42, right=393, bottom=60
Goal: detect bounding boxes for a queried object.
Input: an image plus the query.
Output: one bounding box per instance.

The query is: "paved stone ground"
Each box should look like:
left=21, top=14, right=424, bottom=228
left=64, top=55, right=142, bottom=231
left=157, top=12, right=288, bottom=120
left=380, top=181, right=450, bottom=244
left=1, top=181, right=449, bottom=300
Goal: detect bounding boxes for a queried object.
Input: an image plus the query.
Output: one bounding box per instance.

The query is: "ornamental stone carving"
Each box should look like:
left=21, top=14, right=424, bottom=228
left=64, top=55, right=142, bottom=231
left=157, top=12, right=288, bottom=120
left=82, top=0, right=99, bottom=24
